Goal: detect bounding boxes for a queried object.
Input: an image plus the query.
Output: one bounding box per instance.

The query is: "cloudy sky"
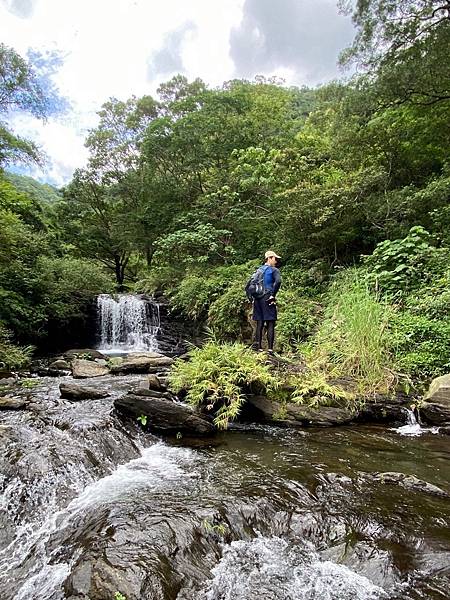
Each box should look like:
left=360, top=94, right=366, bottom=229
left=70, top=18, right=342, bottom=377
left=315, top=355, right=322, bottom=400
left=0, top=0, right=355, bottom=186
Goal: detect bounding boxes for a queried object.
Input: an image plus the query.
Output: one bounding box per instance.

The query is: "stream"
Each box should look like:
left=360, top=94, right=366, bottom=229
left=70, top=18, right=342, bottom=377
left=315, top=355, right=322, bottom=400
left=0, top=373, right=449, bottom=599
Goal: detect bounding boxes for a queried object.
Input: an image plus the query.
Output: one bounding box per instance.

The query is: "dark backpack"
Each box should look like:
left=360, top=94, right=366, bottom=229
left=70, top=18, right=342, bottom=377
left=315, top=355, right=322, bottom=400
left=245, top=265, right=269, bottom=300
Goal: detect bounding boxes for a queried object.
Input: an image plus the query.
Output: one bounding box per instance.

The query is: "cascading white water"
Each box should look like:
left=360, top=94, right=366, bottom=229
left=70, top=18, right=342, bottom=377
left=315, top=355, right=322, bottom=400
left=202, top=536, right=387, bottom=600
left=97, top=294, right=160, bottom=353
left=393, top=407, right=439, bottom=436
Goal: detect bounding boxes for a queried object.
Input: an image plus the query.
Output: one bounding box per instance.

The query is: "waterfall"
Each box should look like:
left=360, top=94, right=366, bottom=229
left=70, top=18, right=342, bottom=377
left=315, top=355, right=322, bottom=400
left=96, top=294, right=160, bottom=353
left=393, top=407, right=439, bottom=436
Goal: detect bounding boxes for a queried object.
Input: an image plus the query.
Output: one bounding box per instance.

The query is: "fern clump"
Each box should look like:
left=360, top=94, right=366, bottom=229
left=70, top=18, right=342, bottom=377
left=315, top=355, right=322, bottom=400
left=168, top=341, right=279, bottom=429
left=290, top=371, right=356, bottom=410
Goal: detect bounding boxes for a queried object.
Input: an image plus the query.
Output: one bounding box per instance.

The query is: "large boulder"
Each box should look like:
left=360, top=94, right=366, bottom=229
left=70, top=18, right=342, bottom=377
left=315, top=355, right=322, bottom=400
left=246, top=396, right=355, bottom=427
left=109, top=352, right=173, bottom=374
left=421, top=374, right=450, bottom=424
left=72, top=359, right=109, bottom=379
left=115, top=393, right=214, bottom=435
left=60, top=382, right=111, bottom=401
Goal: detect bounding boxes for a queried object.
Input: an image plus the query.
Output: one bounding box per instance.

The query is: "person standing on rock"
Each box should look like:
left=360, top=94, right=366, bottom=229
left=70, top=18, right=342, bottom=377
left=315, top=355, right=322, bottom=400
left=246, top=250, right=282, bottom=354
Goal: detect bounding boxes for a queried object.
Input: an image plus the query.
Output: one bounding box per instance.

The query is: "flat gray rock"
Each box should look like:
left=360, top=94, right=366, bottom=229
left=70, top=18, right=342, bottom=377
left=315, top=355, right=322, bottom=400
left=72, top=359, right=109, bottom=379
left=0, top=396, right=28, bottom=409
left=115, top=393, right=214, bottom=435
left=365, top=472, right=449, bottom=498
left=424, top=374, right=450, bottom=404
left=109, top=353, right=173, bottom=374
left=60, top=382, right=111, bottom=401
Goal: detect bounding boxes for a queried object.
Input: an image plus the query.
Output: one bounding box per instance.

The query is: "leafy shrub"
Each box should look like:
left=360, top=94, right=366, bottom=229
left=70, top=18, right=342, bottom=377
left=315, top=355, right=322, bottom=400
left=168, top=341, right=279, bottom=429
left=170, top=273, right=224, bottom=320
left=207, top=280, right=249, bottom=340
left=152, top=223, right=235, bottom=266
left=390, top=311, right=450, bottom=379
left=169, top=262, right=256, bottom=338
left=402, top=266, right=450, bottom=321
left=363, top=226, right=449, bottom=295
left=0, top=324, right=33, bottom=369
left=38, top=256, right=114, bottom=322
left=279, top=261, right=330, bottom=297
left=276, top=290, right=322, bottom=350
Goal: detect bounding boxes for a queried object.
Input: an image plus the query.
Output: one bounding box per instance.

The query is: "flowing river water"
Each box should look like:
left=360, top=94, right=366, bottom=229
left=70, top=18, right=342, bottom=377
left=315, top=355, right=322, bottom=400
left=0, top=373, right=449, bottom=600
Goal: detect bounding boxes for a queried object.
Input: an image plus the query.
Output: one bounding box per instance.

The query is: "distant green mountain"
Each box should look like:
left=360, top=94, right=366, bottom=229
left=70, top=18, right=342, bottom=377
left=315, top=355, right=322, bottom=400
left=5, top=171, right=63, bottom=204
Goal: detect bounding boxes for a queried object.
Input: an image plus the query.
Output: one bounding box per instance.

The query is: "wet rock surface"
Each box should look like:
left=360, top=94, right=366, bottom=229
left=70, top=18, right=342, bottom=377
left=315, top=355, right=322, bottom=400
left=0, top=370, right=449, bottom=600
left=59, top=382, right=111, bottom=401
left=72, top=359, right=110, bottom=379
left=247, top=395, right=355, bottom=427
left=109, top=352, right=174, bottom=374
left=360, top=471, right=449, bottom=498
left=0, top=396, right=29, bottom=409
left=64, top=349, right=107, bottom=360
left=115, top=392, right=215, bottom=435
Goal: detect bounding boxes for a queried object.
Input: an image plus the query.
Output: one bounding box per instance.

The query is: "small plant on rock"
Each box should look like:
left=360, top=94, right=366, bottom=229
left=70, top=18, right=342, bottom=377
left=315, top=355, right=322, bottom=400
left=202, top=518, right=229, bottom=538
left=136, top=414, right=148, bottom=426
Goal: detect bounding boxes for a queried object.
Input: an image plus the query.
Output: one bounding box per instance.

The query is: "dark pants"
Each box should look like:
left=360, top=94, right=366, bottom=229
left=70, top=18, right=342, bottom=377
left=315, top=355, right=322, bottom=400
left=254, top=320, right=275, bottom=350
left=252, top=294, right=277, bottom=350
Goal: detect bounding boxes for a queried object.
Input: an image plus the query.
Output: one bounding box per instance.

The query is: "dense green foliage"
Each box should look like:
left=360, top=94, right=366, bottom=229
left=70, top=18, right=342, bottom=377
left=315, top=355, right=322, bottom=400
left=1, top=2, right=449, bottom=381
left=168, top=341, right=278, bottom=429
left=5, top=172, right=62, bottom=204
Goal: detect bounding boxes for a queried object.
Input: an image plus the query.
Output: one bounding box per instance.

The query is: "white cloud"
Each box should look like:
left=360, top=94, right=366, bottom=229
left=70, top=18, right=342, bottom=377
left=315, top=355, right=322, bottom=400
left=0, top=0, right=353, bottom=185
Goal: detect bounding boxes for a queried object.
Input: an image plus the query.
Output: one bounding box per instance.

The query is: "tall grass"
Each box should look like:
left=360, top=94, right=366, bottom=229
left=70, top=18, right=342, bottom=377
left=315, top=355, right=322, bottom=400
left=305, top=270, right=394, bottom=393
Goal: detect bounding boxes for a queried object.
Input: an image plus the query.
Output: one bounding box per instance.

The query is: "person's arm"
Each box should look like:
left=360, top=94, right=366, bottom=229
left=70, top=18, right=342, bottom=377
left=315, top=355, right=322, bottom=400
left=272, top=267, right=281, bottom=296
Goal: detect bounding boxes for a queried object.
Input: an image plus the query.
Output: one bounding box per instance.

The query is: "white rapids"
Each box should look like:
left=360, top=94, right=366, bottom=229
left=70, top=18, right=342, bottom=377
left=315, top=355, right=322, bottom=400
left=202, top=535, right=387, bottom=600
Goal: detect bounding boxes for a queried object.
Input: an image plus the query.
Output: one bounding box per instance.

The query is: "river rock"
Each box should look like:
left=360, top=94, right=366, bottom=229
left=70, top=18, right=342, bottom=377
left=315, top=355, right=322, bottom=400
left=424, top=374, right=450, bottom=403
left=138, top=374, right=165, bottom=392
left=60, top=382, right=111, bottom=401
left=109, top=352, right=174, bottom=374
left=133, top=387, right=174, bottom=400
left=421, top=374, right=450, bottom=424
left=64, top=348, right=106, bottom=360
left=115, top=393, right=214, bottom=435
left=246, top=395, right=355, bottom=427
left=0, top=370, right=15, bottom=380
left=0, top=396, right=28, bottom=409
left=72, top=359, right=109, bottom=379
left=49, top=359, right=71, bottom=370
left=364, top=472, right=449, bottom=498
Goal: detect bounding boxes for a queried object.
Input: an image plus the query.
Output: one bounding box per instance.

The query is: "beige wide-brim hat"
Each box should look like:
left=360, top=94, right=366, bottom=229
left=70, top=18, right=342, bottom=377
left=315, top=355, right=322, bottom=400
left=265, top=250, right=281, bottom=259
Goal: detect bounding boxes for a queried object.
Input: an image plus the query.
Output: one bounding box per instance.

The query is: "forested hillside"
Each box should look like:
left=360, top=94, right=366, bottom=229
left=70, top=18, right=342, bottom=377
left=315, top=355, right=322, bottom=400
left=1, top=1, right=449, bottom=393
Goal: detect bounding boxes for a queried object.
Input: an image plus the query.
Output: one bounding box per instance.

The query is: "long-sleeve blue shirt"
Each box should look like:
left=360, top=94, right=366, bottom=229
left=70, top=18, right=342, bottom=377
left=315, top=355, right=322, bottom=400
left=261, top=265, right=281, bottom=296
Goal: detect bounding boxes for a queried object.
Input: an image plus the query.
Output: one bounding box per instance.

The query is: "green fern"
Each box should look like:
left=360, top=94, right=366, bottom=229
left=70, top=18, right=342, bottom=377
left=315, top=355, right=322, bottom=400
left=168, top=341, right=278, bottom=429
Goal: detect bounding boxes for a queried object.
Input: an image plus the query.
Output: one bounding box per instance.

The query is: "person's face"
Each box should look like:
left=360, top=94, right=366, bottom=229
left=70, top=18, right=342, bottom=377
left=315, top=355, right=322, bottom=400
left=267, top=255, right=277, bottom=266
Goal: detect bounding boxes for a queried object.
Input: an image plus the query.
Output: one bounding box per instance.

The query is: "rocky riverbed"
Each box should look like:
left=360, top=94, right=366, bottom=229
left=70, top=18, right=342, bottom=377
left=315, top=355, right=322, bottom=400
left=0, top=354, right=449, bottom=599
